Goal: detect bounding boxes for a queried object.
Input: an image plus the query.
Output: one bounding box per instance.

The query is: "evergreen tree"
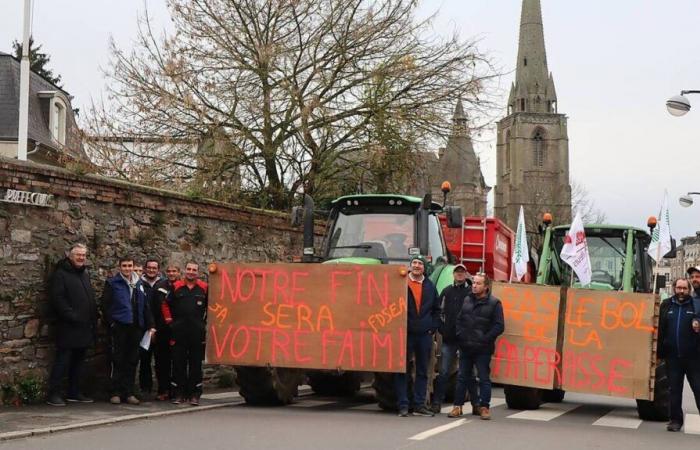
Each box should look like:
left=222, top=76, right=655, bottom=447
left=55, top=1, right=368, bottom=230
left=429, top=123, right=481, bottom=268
left=12, top=36, right=62, bottom=87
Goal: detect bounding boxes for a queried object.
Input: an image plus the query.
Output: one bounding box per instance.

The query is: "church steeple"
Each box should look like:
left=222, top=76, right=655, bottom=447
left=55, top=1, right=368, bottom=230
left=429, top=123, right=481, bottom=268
left=452, top=99, right=468, bottom=136
left=509, top=0, right=557, bottom=114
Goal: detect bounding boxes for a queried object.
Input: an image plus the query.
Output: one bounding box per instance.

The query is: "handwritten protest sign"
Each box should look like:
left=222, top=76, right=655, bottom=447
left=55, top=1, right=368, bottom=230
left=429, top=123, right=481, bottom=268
left=206, top=263, right=408, bottom=373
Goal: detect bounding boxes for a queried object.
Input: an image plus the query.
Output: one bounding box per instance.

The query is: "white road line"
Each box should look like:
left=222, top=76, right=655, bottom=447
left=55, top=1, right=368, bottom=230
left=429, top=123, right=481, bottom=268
left=289, top=400, right=336, bottom=408
left=349, top=403, right=381, bottom=411
left=592, top=408, right=642, bottom=429
left=491, top=397, right=507, bottom=408
left=684, top=413, right=700, bottom=435
left=507, top=402, right=580, bottom=421
left=201, top=392, right=241, bottom=400
left=408, top=419, right=470, bottom=441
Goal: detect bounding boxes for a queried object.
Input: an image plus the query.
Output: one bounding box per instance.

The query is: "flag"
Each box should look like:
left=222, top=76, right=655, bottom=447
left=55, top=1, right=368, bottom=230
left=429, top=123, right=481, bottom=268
left=648, top=191, right=672, bottom=262
left=512, top=206, right=529, bottom=281
left=560, top=211, right=592, bottom=286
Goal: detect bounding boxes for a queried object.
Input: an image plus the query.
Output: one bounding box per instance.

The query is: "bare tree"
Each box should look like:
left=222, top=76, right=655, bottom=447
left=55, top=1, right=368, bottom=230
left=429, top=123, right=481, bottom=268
left=85, top=0, right=500, bottom=209
left=571, top=180, right=607, bottom=224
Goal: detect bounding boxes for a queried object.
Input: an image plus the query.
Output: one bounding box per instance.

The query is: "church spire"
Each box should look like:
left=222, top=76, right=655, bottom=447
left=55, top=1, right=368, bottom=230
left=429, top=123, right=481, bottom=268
left=452, top=98, right=467, bottom=135
left=510, top=0, right=557, bottom=114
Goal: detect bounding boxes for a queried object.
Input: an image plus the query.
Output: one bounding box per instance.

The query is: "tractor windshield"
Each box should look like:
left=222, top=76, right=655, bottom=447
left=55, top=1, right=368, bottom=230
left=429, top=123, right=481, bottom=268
left=553, top=231, right=627, bottom=289
left=326, top=211, right=415, bottom=262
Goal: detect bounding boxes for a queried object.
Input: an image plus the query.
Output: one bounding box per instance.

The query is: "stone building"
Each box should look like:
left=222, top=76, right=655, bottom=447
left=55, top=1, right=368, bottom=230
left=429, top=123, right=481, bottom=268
left=431, top=100, right=489, bottom=216
left=669, top=232, right=700, bottom=281
left=494, top=0, right=572, bottom=232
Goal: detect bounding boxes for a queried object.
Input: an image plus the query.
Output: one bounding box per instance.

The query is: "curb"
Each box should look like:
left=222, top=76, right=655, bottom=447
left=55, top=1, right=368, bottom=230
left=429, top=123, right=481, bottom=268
left=0, top=385, right=319, bottom=442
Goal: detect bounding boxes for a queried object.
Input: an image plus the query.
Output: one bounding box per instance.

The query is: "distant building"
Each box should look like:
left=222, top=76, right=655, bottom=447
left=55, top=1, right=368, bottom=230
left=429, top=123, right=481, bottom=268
left=669, top=232, right=700, bottom=282
left=494, top=0, right=572, bottom=232
left=0, top=51, right=85, bottom=165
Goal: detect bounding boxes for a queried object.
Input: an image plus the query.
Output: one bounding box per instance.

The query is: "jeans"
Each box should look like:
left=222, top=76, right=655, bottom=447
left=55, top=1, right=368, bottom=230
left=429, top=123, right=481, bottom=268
left=394, top=332, right=433, bottom=409
left=455, top=351, right=491, bottom=408
left=48, top=347, right=87, bottom=397
left=432, top=342, right=468, bottom=407
left=666, top=356, right=700, bottom=424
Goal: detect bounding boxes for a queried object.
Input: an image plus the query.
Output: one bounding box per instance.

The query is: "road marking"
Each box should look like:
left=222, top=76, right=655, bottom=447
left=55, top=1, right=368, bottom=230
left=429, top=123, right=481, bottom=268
left=592, top=408, right=642, bottom=429
left=201, top=392, right=240, bottom=400
left=507, top=402, right=580, bottom=421
left=349, top=403, right=381, bottom=411
left=684, top=413, right=700, bottom=434
left=290, top=400, right=336, bottom=408
left=408, top=419, right=469, bottom=441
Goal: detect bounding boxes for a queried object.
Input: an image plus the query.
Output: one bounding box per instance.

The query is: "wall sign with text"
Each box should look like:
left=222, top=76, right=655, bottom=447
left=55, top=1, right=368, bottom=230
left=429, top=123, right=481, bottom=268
left=1, top=189, right=54, bottom=207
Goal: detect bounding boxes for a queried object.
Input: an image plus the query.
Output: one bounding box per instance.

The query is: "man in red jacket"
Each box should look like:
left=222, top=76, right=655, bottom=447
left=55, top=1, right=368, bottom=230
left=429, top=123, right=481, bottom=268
left=162, top=261, right=208, bottom=406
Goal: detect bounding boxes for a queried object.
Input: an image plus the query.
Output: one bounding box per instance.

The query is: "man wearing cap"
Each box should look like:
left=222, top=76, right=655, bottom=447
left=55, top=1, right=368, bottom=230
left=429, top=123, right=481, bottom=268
left=688, top=266, right=700, bottom=301
left=431, top=263, right=472, bottom=416
left=395, top=255, right=441, bottom=417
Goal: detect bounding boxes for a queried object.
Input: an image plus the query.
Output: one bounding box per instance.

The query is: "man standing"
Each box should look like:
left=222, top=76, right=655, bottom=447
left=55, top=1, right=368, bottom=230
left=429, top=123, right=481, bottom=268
left=151, top=264, right=181, bottom=400
left=657, top=277, right=700, bottom=432
left=46, top=243, right=97, bottom=406
left=688, top=266, right=700, bottom=301
left=102, top=257, right=155, bottom=405
left=138, top=258, right=163, bottom=397
left=163, top=261, right=208, bottom=406
left=431, top=263, right=472, bottom=416
left=456, top=273, right=504, bottom=420
left=395, top=255, right=441, bottom=417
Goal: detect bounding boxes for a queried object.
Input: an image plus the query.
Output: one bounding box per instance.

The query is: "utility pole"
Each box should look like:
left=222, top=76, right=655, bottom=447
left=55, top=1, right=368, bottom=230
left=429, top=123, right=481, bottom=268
left=17, top=0, right=32, bottom=161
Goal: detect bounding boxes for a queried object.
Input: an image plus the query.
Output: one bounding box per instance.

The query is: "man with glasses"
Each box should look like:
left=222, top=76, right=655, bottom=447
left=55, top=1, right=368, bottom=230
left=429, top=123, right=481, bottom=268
left=657, top=277, right=700, bottom=432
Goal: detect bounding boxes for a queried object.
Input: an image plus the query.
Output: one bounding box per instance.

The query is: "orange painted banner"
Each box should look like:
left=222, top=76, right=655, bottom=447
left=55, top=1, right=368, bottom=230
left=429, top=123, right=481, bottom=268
left=206, top=263, right=408, bottom=373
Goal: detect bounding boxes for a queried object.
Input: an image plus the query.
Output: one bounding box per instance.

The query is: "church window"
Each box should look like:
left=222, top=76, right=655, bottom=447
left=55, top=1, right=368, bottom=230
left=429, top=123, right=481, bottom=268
left=533, top=130, right=545, bottom=167
left=524, top=58, right=528, bottom=66
left=505, top=131, right=511, bottom=171
left=520, top=98, right=525, bottom=111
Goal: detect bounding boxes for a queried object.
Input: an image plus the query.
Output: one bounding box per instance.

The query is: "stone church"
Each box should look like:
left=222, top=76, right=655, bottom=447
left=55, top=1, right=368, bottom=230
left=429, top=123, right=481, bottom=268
left=494, top=0, right=572, bottom=232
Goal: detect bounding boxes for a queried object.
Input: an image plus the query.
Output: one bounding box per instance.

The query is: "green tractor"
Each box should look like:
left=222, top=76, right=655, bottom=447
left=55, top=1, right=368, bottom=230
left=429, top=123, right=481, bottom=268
left=234, top=191, right=463, bottom=405
left=503, top=216, right=670, bottom=421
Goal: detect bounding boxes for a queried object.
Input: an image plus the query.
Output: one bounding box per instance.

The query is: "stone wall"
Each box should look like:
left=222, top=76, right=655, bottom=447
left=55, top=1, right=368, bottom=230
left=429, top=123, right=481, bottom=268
left=0, top=157, right=313, bottom=402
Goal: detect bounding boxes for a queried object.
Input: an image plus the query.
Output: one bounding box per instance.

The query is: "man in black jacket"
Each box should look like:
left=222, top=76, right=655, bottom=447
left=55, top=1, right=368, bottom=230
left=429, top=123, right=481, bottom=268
left=431, top=264, right=472, bottom=416
left=456, top=273, right=504, bottom=420
left=46, top=243, right=97, bottom=406
left=151, top=264, right=180, bottom=400
left=395, top=255, right=441, bottom=417
left=657, top=277, right=700, bottom=432
left=138, top=258, right=163, bottom=397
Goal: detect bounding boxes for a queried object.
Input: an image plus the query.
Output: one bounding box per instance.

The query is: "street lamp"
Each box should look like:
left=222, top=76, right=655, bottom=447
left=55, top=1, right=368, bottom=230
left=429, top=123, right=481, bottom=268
left=666, top=90, right=700, bottom=116
left=679, top=192, right=700, bottom=207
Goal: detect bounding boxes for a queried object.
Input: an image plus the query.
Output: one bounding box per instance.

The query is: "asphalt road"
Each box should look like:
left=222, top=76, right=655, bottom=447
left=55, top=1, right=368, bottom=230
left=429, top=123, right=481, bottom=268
left=3, top=386, right=700, bottom=450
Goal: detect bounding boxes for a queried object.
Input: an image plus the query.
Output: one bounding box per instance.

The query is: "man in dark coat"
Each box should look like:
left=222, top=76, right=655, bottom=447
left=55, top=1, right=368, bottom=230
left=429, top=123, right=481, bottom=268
left=456, top=273, right=504, bottom=420
left=46, top=243, right=97, bottom=406
left=657, top=277, right=700, bottom=432
left=138, top=258, right=163, bottom=397
left=395, top=255, right=441, bottom=417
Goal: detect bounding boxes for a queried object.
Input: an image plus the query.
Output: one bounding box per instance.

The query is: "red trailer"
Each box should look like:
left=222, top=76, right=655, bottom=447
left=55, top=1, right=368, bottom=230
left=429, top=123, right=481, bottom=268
left=440, top=216, right=533, bottom=282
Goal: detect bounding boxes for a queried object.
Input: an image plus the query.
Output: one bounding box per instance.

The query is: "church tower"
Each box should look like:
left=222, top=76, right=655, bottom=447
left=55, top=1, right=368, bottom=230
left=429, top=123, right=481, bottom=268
left=433, top=100, right=489, bottom=216
left=494, top=0, right=571, bottom=233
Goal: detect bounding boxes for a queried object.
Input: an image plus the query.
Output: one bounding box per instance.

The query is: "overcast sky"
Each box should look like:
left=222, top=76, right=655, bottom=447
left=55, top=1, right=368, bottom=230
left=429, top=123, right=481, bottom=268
left=1, top=1, right=699, bottom=238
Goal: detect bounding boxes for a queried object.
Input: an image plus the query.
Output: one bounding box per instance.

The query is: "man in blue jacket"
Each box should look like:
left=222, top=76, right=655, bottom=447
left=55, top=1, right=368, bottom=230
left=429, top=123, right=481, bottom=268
left=395, top=255, right=441, bottom=417
left=657, top=277, right=700, bottom=432
left=102, top=257, right=155, bottom=405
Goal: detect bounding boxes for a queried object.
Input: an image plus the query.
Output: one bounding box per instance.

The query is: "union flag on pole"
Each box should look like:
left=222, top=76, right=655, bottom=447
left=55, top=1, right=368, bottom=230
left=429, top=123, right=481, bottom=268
left=648, top=191, right=672, bottom=262
left=560, top=211, right=592, bottom=286
left=512, top=206, right=529, bottom=281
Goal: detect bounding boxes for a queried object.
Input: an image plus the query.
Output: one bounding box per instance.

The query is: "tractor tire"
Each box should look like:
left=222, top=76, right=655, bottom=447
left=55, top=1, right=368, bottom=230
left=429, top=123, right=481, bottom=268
left=636, top=360, right=669, bottom=421
left=235, top=366, right=304, bottom=405
left=308, top=371, right=362, bottom=396
left=504, top=385, right=543, bottom=410
left=542, top=389, right=566, bottom=403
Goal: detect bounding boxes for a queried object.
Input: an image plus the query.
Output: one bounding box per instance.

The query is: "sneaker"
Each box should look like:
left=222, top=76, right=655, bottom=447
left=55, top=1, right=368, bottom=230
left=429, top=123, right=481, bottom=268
left=66, top=394, right=94, bottom=403
left=430, top=403, right=442, bottom=414
left=190, top=396, right=200, bottom=406
left=125, top=395, right=140, bottom=405
left=46, top=394, right=66, bottom=407
left=447, top=406, right=463, bottom=418
left=109, top=395, right=122, bottom=405
left=171, top=397, right=184, bottom=405
left=413, top=406, right=435, bottom=417
left=398, top=407, right=409, bottom=417
left=479, top=406, right=491, bottom=420
left=667, top=422, right=682, bottom=432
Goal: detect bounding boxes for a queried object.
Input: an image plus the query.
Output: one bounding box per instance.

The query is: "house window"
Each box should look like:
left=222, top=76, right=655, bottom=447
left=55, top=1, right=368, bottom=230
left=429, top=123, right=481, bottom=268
left=533, top=129, right=545, bottom=167
left=51, top=98, right=67, bottom=145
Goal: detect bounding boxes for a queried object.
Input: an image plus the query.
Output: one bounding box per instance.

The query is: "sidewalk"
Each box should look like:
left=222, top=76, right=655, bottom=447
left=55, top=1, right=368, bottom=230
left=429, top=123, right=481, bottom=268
left=0, top=388, right=288, bottom=442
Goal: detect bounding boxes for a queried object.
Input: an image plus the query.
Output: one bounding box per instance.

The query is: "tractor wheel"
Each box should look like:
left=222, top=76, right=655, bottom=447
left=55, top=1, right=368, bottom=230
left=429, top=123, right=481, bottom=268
left=636, top=360, right=669, bottom=421
left=308, top=371, right=362, bottom=396
left=235, top=366, right=304, bottom=405
left=542, top=389, right=566, bottom=403
left=504, top=385, right=543, bottom=410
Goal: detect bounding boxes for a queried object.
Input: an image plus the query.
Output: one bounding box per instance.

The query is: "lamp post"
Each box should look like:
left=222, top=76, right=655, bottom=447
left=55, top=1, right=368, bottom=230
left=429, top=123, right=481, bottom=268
left=679, top=192, right=700, bottom=207
left=666, top=90, right=700, bottom=116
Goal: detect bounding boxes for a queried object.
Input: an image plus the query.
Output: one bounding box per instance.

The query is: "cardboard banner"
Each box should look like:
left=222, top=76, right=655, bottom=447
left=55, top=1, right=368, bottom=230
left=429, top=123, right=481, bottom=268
left=491, top=283, right=564, bottom=389
left=561, top=289, right=657, bottom=400
left=206, top=263, right=408, bottom=373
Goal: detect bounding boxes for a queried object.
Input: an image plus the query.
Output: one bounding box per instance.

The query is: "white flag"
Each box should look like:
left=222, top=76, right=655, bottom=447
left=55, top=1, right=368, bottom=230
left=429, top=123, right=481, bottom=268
left=512, top=206, right=529, bottom=281
left=648, top=192, right=672, bottom=262
left=560, top=211, right=592, bottom=286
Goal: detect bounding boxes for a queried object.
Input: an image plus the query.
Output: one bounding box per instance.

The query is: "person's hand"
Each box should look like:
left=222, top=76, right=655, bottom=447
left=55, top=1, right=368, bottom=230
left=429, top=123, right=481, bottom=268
left=149, top=328, right=156, bottom=336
